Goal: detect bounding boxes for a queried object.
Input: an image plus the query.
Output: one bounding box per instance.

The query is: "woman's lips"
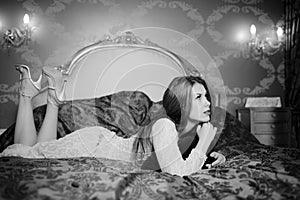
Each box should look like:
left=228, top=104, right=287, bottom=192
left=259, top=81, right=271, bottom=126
left=204, top=110, right=210, bottom=115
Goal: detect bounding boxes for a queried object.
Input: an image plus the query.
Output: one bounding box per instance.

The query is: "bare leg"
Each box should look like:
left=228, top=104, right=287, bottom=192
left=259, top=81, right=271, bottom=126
left=36, top=67, right=66, bottom=143
left=14, top=65, right=41, bottom=146
left=14, top=95, right=37, bottom=145
left=36, top=93, right=59, bottom=143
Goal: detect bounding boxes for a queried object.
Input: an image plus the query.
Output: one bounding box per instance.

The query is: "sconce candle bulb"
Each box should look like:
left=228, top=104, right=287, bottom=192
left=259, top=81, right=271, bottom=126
left=248, top=23, right=285, bottom=59
left=23, top=14, right=30, bottom=24
left=250, top=24, right=256, bottom=37
left=277, top=27, right=284, bottom=41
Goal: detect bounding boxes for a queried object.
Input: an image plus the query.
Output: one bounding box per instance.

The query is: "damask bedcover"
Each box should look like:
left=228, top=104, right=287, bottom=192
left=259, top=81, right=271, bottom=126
left=0, top=92, right=299, bottom=199
left=0, top=142, right=299, bottom=200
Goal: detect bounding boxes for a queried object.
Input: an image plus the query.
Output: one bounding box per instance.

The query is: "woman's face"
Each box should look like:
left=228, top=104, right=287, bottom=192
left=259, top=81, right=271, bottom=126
left=187, top=83, right=211, bottom=123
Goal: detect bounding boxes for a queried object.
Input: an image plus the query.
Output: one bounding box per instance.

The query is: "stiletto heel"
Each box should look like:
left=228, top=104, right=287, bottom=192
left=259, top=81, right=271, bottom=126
left=42, top=66, right=67, bottom=106
left=15, top=64, right=42, bottom=98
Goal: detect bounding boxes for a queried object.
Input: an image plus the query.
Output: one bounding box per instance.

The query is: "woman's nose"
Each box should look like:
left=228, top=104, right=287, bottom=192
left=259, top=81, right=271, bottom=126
left=204, top=98, right=210, bottom=106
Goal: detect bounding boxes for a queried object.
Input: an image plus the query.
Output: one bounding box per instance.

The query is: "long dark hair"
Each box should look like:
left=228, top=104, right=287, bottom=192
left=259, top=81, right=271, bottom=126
left=162, top=76, right=212, bottom=132
left=133, top=76, right=212, bottom=159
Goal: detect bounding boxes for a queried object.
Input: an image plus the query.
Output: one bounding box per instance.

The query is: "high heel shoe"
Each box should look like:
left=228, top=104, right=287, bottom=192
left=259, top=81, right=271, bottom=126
left=15, top=64, right=42, bottom=98
left=42, top=66, right=67, bottom=106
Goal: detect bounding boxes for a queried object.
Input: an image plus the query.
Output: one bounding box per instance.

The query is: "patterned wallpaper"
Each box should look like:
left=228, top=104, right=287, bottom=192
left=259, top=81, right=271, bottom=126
left=0, top=0, right=284, bottom=128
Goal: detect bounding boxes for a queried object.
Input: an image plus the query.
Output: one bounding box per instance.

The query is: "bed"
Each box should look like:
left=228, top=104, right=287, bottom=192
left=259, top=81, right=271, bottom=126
left=0, top=32, right=299, bottom=200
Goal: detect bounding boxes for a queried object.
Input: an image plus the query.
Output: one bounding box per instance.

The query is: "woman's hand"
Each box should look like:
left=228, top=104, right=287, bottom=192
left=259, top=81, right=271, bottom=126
left=196, top=123, right=217, bottom=154
left=196, top=122, right=216, bottom=140
left=210, top=152, right=226, bottom=166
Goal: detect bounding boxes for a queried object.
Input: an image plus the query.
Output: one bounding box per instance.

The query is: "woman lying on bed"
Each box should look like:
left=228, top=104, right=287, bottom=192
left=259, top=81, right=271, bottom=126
left=1, top=65, right=225, bottom=176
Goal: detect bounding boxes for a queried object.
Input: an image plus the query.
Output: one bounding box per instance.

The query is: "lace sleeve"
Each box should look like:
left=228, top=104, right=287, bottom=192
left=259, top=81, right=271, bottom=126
left=152, top=118, right=207, bottom=176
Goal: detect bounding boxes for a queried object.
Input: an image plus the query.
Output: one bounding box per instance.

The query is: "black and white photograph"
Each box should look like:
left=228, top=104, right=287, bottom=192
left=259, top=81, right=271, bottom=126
left=0, top=0, right=299, bottom=199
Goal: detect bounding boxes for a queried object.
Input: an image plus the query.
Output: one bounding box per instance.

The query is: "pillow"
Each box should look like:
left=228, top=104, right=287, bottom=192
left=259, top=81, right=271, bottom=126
left=58, top=90, right=153, bottom=138
left=0, top=91, right=153, bottom=152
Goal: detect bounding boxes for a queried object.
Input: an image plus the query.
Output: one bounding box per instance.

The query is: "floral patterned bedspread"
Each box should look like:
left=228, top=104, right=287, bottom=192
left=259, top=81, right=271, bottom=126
left=1, top=142, right=299, bottom=200
left=1, top=95, right=299, bottom=199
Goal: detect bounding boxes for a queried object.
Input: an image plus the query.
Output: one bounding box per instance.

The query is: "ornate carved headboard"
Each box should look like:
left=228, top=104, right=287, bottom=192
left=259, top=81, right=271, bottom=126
left=63, top=32, right=203, bottom=102
left=33, top=32, right=219, bottom=107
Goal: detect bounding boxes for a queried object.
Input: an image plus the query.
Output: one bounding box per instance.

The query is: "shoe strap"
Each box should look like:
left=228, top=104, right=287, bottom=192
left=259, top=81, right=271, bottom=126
left=19, top=91, right=33, bottom=98
left=48, top=86, right=56, bottom=90
left=19, top=77, right=31, bottom=82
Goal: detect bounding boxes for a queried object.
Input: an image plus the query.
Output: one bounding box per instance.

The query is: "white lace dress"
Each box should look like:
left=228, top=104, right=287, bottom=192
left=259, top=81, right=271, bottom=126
left=0, top=126, right=137, bottom=162
left=1, top=119, right=207, bottom=176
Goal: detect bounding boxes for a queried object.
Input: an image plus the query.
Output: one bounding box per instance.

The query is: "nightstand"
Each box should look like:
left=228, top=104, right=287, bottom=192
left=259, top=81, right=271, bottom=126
left=236, top=107, right=292, bottom=147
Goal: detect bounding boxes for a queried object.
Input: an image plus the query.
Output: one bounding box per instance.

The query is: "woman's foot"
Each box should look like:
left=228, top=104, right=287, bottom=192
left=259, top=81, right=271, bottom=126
left=15, top=64, right=42, bottom=99
left=42, top=66, right=67, bottom=107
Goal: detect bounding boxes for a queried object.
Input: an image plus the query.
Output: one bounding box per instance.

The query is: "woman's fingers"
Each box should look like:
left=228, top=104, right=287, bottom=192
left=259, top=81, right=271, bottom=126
left=205, top=164, right=212, bottom=169
left=210, top=152, right=226, bottom=166
left=210, top=151, right=218, bottom=157
left=197, top=123, right=216, bottom=139
left=212, top=158, right=221, bottom=166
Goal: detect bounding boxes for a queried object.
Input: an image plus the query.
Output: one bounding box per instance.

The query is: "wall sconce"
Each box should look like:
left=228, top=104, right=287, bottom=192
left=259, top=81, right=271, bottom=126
left=248, top=24, right=285, bottom=59
left=0, top=13, right=34, bottom=49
